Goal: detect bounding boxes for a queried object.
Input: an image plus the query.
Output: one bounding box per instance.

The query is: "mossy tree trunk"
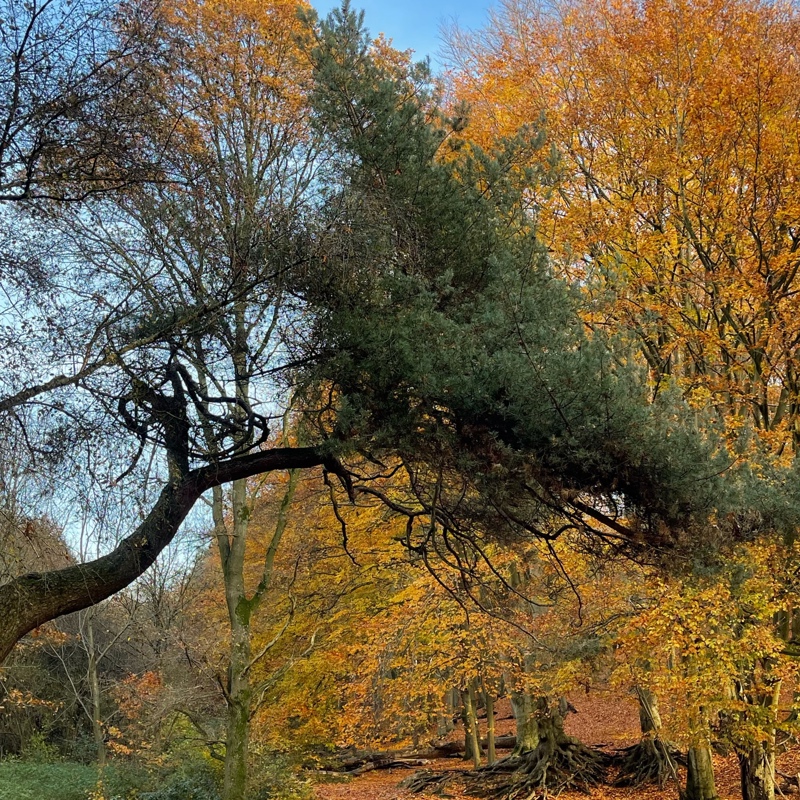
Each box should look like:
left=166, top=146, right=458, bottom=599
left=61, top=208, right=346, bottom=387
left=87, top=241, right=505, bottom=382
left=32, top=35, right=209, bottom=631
left=536, top=697, right=562, bottom=756
left=685, top=744, right=719, bottom=800
left=510, top=691, right=541, bottom=755
left=217, top=478, right=252, bottom=800
left=484, top=686, right=497, bottom=765
left=214, top=457, right=299, bottom=800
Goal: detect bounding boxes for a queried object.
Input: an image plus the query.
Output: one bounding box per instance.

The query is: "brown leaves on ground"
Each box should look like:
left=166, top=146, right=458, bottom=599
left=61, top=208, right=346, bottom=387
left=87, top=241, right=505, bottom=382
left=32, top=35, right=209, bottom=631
left=313, top=687, right=800, bottom=800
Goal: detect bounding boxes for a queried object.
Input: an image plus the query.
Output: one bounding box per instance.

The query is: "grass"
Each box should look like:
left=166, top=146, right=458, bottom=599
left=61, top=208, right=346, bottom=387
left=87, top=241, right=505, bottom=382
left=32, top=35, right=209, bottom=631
left=0, top=761, right=100, bottom=800
left=0, top=760, right=158, bottom=800
left=0, top=754, right=310, bottom=800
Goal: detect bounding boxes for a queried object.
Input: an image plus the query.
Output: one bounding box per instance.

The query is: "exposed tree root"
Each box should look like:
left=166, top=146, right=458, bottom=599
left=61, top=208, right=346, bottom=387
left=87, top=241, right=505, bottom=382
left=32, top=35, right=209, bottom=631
left=613, top=736, right=684, bottom=788
left=399, top=769, right=456, bottom=794
left=462, top=737, right=610, bottom=800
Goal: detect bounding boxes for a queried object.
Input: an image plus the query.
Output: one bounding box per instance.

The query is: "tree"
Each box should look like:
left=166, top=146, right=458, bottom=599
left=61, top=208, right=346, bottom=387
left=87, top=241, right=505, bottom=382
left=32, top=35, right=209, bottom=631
left=0, top=0, right=163, bottom=204
left=75, top=0, right=318, bottom=794
left=449, top=0, right=800, bottom=454
left=0, top=0, right=764, bottom=694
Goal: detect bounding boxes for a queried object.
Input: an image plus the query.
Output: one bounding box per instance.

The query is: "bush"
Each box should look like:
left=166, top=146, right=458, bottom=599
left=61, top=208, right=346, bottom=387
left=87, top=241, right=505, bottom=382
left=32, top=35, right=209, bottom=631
left=102, top=762, right=157, bottom=799
left=247, top=752, right=313, bottom=800
left=138, top=761, right=221, bottom=800
left=19, top=732, right=61, bottom=764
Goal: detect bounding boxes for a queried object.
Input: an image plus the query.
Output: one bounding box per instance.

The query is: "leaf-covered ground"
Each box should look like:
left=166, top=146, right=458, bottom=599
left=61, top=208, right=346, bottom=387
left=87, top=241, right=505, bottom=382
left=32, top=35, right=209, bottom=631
left=314, top=687, right=800, bottom=800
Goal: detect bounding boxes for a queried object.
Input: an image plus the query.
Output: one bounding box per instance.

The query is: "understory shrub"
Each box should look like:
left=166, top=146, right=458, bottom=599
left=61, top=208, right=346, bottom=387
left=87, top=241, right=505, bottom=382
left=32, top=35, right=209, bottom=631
left=247, top=751, right=313, bottom=800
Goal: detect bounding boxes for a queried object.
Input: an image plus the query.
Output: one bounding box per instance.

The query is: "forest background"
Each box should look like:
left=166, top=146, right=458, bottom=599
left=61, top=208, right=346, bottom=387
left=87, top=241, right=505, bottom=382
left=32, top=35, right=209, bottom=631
left=3, top=1, right=800, bottom=800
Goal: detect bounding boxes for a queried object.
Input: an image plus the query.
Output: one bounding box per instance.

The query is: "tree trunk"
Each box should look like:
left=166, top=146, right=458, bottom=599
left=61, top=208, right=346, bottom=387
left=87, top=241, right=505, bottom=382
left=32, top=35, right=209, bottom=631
left=616, top=687, right=680, bottom=787
left=461, top=682, right=481, bottom=769
left=219, top=477, right=252, bottom=800
left=536, top=696, right=565, bottom=759
left=0, top=446, right=332, bottom=664
left=85, top=617, right=106, bottom=769
left=685, top=745, right=719, bottom=800
left=464, top=697, right=608, bottom=797
left=737, top=681, right=780, bottom=800
left=485, top=689, right=497, bottom=766
left=437, top=688, right=459, bottom=738
left=739, top=743, right=776, bottom=800
left=223, top=605, right=252, bottom=800
left=511, top=691, right=541, bottom=755
left=637, top=687, right=663, bottom=734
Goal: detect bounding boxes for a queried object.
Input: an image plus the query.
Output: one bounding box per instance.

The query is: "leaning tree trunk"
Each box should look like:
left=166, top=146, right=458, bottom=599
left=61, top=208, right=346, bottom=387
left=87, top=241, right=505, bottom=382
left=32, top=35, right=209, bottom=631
left=685, top=744, right=719, bottom=800
left=0, top=446, right=331, bottom=665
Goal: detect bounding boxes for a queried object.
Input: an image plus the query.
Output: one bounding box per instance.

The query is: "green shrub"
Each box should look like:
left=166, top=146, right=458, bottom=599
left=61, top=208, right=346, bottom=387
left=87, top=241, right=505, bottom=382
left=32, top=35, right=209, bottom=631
left=0, top=759, right=212, bottom=800
left=19, top=732, right=61, bottom=764
left=138, top=762, right=220, bottom=800
left=102, top=762, right=155, bottom=799
left=247, top=752, right=313, bottom=800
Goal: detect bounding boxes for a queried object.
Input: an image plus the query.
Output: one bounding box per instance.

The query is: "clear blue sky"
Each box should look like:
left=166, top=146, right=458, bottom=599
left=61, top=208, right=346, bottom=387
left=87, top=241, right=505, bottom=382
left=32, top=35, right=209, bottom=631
left=311, top=0, right=495, bottom=67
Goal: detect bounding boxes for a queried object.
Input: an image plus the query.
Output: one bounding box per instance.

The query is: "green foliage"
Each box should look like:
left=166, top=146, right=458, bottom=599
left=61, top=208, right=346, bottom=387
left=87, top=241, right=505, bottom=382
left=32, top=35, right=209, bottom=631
left=138, top=761, right=221, bottom=800
left=19, top=731, right=61, bottom=764
left=0, top=762, right=100, bottom=800
left=0, top=760, right=187, bottom=800
left=299, top=3, right=757, bottom=562
left=0, top=759, right=222, bottom=800
left=247, top=752, right=313, bottom=800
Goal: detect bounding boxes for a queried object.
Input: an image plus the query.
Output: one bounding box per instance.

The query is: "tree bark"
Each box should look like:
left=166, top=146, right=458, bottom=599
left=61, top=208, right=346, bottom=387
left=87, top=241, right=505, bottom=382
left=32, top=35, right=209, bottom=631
left=737, top=681, right=780, bottom=800
left=511, top=691, right=541, bottom=755
left=616, top=687, right=680, bottom=788
left=739, top=743, right=776, bottom=800
left=685, top=744, right=719, bottom=800
left=536, top=696, right=566, bottom=759
left=637, top=687, right=663, bottom=734
left=461, top=683, right=482, bottom=769
left=0, top=446, right=334, bottom=664
left=219, top=477, right=253, bottom=800
left=85, top=617, right=106, bottom=769
left=485, top=688, right=497, bottom=765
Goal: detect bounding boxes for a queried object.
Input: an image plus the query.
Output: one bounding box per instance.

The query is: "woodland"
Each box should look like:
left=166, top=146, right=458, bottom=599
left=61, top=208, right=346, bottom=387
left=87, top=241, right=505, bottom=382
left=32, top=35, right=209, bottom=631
left=3, top=0, right=800, bottom=799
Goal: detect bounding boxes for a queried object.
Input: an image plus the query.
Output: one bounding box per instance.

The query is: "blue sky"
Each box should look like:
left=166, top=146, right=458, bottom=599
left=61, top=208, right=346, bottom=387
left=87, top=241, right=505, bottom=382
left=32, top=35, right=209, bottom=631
left=311, top=0, right=495, bottom=67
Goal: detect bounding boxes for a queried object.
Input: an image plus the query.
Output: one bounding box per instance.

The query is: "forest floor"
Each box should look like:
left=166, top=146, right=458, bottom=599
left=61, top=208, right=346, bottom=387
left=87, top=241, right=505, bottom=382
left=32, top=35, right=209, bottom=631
left=313, top=687, right=800, bottom=800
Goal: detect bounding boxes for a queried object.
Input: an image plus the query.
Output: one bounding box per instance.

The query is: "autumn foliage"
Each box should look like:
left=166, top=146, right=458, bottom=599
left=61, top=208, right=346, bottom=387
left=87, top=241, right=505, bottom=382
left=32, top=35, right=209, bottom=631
left=7, top=2, right=800, bottom=800
left=451, top=0, right=800, bottom=454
